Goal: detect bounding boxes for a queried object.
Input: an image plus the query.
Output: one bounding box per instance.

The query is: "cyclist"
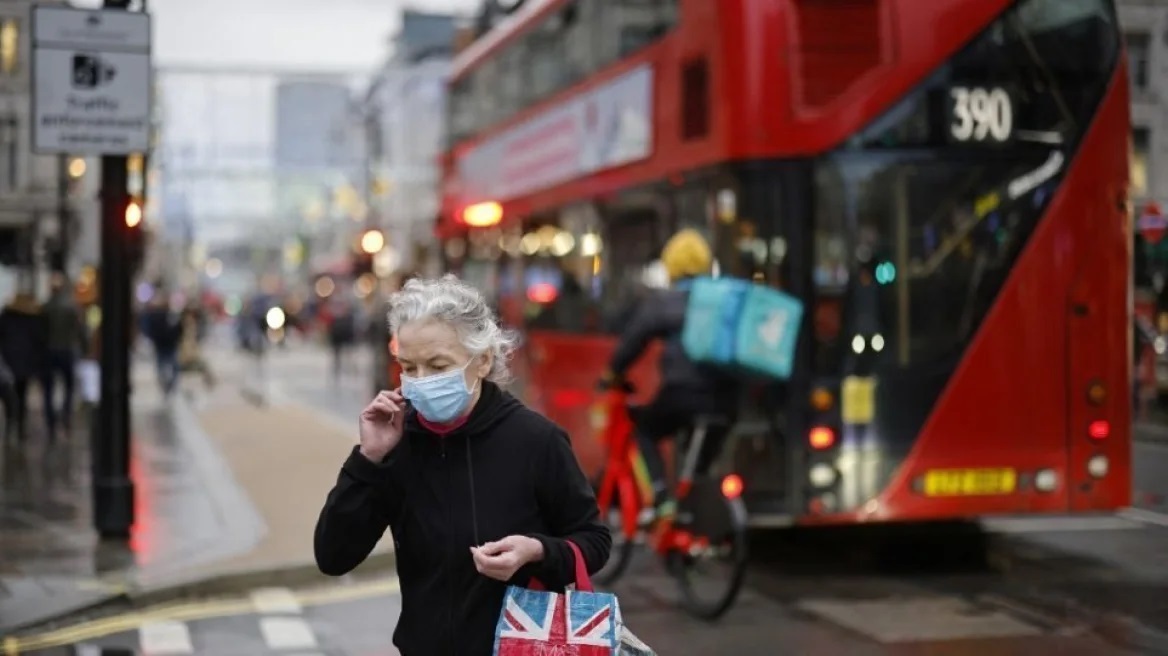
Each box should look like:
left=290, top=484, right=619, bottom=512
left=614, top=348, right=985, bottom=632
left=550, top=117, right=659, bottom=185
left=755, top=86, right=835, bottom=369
left=599, top=229, right=740, bottom=520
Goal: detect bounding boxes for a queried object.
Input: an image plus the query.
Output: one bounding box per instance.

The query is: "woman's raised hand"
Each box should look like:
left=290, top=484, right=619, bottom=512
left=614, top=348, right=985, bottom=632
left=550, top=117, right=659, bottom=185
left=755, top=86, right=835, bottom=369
left=358, top=389, right=406, bottom=462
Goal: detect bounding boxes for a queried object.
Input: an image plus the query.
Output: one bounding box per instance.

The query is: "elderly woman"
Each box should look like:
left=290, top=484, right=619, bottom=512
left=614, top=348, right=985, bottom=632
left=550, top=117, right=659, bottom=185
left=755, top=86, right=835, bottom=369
left=314, top=275, right=610, bottom=655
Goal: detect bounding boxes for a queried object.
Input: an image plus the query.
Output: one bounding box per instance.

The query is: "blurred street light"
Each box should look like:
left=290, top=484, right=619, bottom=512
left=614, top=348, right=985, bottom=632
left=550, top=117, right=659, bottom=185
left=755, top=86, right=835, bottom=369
left=360, top=229, right=385, bottom=254
left=265, top=307, right=286, bottom=331
left=68, top=157, right=86, bottom=179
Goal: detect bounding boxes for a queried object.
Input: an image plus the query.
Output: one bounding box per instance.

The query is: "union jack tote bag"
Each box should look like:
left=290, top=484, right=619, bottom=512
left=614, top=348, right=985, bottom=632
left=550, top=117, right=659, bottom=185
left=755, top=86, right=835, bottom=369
left=493, top=542, right=655, bottom=655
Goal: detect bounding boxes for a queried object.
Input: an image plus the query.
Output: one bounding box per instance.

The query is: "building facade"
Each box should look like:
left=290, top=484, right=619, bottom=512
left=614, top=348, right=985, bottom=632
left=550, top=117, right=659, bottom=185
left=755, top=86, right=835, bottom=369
left=0, top=0, right=90, bottom=301
left=364, top=10, right=459, bottom=278
left=1121, top=0, right=1168, bottom=206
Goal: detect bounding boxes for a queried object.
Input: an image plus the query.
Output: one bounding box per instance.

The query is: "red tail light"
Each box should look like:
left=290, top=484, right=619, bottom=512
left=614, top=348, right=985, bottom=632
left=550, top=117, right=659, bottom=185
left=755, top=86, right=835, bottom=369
left=809, top=426, right=836, bottom=450
left=1088, top=420, right=1110, bottom=440
left=721, top=474, right=744, bottom=499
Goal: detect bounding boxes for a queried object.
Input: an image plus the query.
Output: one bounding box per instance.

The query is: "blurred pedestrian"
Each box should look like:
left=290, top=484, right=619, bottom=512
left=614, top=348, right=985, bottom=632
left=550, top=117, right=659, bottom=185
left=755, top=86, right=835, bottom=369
left=140, top=293, right=182, bottom=397
left=177, top=304, right=216, bottom=391
left=314, top=275, right=610, bottom=654
left=0, top=290, right=48, bottom=442
left=327, top=299, right=357, bottom=380
left=0, top=354, right=15, bottom=441
left=41, top=273, right=87, bottom=436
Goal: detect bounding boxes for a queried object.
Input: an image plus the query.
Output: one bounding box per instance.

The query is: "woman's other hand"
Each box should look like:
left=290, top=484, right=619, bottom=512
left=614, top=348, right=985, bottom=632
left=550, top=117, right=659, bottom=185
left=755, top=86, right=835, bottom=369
left=471, top=536, right=544, bottom=582
left=358, top=389, right=406, bottom=462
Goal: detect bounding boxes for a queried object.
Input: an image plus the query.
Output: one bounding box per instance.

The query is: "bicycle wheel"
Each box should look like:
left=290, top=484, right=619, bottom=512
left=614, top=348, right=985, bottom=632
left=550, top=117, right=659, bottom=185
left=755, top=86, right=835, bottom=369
left=670, top=475, right=749, bottom=620
left=591, top=468, right=641, bottom=585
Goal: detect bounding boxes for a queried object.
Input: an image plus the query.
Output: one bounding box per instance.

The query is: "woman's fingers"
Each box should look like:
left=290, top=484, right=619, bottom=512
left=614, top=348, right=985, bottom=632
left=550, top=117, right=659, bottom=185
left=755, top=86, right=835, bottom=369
left=369, top=397, right=401, bottom=416
left=377, top=389, right=405, bottom=404
left=471, top=547, right=520, bottom=581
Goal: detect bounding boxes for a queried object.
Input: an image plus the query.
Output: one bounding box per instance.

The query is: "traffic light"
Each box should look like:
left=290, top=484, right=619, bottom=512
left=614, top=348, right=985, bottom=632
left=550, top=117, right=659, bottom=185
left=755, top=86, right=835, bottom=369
left=125, top=197, right=145, bottom=272
left=125, top=197, right=142, bottom=228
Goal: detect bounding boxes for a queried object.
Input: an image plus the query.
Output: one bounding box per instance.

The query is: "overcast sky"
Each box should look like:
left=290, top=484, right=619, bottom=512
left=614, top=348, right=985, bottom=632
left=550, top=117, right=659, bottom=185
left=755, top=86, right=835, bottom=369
left=69, top=0, right=481, bottom=72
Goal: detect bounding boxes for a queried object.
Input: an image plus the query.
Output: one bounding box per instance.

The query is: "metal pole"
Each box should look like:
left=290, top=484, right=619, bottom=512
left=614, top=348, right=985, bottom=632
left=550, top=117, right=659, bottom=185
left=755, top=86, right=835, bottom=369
left=93, top=154, right=134, bottom=539
left=55, top=154, right=69, bottom=273
left=92, top=0, right=136, bottom=540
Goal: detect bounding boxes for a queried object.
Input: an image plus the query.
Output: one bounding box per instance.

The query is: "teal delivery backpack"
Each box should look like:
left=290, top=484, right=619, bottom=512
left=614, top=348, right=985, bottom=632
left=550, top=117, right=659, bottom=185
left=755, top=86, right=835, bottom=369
left=680, top=277, right=804, bottom=380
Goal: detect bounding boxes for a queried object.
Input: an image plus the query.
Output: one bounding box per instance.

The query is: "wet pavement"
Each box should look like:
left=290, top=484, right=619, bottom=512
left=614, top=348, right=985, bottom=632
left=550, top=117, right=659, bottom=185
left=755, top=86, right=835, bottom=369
left=0, top=362, right=262, bottom=633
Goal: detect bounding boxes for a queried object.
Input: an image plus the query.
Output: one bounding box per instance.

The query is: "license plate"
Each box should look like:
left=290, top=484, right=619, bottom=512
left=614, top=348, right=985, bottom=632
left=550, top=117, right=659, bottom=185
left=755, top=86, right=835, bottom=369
left=923, top=468, right=1016, bottom=497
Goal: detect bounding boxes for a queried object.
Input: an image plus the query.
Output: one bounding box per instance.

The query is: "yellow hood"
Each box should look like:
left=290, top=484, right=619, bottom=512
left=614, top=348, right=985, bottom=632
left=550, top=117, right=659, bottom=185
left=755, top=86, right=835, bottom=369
left=661, top=229, right=712, bottom=281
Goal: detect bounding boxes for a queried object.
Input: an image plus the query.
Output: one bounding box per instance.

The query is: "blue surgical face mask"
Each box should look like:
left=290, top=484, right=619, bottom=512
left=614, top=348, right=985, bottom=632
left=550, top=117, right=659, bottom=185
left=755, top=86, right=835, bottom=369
left=401, top=359, right=479, bottom=424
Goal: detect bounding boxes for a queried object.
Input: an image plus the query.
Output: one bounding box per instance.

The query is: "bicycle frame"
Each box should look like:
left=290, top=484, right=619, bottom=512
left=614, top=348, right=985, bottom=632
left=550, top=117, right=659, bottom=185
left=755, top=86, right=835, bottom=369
left=594, top=389, right=716, bottom=557
left=594, top=388, right=643, bottom=546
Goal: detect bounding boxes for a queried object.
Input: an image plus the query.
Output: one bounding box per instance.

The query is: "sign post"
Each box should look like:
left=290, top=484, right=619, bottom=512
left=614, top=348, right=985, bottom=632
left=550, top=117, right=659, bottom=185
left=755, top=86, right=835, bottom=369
left=31, top=3, right=151, bottom=540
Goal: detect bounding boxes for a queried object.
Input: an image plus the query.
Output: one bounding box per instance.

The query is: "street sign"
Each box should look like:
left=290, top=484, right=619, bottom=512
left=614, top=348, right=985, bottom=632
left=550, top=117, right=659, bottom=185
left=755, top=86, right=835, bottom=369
left=30, top=5, right=151, bottom=155
left=1139, top=201, right=1167, bottom=245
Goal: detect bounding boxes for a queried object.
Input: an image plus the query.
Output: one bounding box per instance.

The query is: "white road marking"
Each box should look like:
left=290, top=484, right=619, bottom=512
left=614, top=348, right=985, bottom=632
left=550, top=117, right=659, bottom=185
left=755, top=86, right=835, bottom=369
left=1119, top=507, right=1168, bottom=528
left=981, top=515, right=1145, bottom=533
left=139, top=620, right=194, bottom=655
left=250, top=587, right=303, bottom=614
left=259, top=617, right=319, bottom=651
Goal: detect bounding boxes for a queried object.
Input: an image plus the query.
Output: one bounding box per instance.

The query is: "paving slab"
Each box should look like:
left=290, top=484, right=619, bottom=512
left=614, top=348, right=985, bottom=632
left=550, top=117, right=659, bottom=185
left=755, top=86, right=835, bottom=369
left=1, top=344, right=392, bottom=634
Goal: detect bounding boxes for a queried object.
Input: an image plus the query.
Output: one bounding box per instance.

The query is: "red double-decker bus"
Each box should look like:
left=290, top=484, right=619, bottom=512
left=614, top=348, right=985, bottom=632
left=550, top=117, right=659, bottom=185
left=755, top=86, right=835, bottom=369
left=439, top=0, right=1132, bottom=526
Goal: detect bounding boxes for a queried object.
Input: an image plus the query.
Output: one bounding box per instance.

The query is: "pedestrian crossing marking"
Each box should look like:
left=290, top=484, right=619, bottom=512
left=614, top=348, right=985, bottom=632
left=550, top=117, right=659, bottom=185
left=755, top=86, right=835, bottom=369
left=8, top=576, right=399, bottom=652
left=259, top=617, right=318, bottom=650
left=139, top=620, right=193, bottom=655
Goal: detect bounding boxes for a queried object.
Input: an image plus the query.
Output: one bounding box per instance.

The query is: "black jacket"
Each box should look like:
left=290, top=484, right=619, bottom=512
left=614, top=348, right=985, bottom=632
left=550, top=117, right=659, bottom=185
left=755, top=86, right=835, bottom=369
left=0, top=303, right=47, bottom=378
left=314, top=382, right=611, bottom=655
left=608, top=285, right=740, bottom=405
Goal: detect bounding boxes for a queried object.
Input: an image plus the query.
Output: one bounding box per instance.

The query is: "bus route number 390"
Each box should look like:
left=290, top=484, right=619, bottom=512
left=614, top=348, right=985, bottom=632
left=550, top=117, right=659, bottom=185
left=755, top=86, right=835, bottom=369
left=949, top=86, right=1013, bottom=143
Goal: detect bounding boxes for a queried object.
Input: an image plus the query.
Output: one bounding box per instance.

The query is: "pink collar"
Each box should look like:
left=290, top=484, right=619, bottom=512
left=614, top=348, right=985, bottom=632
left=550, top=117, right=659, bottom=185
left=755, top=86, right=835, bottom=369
left=417, top=412, right=470, bottom=436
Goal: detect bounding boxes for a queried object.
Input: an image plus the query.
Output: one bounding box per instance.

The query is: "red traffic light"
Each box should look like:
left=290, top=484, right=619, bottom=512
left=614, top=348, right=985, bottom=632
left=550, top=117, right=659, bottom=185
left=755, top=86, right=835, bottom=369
left=125, top=199, right=142, bottom=228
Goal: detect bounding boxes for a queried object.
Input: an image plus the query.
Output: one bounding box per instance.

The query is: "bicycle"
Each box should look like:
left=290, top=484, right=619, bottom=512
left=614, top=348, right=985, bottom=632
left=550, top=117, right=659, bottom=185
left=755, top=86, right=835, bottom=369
left=591, top=380, right=749, bottom=620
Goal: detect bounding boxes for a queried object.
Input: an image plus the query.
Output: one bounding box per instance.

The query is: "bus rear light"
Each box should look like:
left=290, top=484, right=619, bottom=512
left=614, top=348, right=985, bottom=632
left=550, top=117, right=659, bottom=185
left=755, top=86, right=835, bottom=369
left=810, top=388, right=834, bottom=411
left=809, top=463, right=836, bottom=488
left=721, top=474, right=744, bottom=499
left=1034, top=469, right=1058, bottom=492
left=809, top=426, right=835, bottom=450
left=1086, top=381, right=1106, bottom=405
left=1088, top=420, right=1110, bottom=440
left=1087, top=455, right=1109, bottom=478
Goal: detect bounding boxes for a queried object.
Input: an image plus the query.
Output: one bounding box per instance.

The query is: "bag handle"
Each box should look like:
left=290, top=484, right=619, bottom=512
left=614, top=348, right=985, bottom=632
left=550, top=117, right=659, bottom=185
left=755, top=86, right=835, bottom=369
left=528, top=540, right=593, bottom=593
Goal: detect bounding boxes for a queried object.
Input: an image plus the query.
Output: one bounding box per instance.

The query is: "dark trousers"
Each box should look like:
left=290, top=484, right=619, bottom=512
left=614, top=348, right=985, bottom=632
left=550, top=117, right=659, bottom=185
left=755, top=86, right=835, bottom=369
left=0, top=381, right=15, bottom=439
left=631, top=387, right=733, bottom=503
left=7, top=377, right=35, bottom=440
left=156, top=349, right=178, bottom=395
left=43, top=349, right=76, bottom=434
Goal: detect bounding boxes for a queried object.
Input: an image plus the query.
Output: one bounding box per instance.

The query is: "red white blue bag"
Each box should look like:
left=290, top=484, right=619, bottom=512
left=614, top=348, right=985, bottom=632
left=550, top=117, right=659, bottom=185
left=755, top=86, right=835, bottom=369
left=493, top=542, right=654, bottom=655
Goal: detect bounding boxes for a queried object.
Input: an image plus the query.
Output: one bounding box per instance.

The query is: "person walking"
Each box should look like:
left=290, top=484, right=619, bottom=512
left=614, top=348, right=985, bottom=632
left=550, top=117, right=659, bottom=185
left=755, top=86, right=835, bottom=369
left=314, top=275, right=610, bottom=655
left=0, top=291, right=48, bottom=442
left=41, top=273, right=87, bottom=437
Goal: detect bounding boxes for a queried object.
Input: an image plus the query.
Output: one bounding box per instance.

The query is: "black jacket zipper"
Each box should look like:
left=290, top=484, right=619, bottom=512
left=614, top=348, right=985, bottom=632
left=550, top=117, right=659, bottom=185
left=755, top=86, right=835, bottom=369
left=441, top=438, right=456, bottom=655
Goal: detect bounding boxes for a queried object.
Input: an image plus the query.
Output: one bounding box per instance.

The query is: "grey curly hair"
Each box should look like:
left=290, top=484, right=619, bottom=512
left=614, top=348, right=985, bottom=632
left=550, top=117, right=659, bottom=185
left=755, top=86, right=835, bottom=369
left=387, top=274, right=521, bottom=385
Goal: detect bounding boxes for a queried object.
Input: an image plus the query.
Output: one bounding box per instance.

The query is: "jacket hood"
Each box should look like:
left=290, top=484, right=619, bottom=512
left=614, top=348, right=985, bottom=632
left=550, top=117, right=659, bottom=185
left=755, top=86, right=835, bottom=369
left=403, top=380, right=523, bottom=440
